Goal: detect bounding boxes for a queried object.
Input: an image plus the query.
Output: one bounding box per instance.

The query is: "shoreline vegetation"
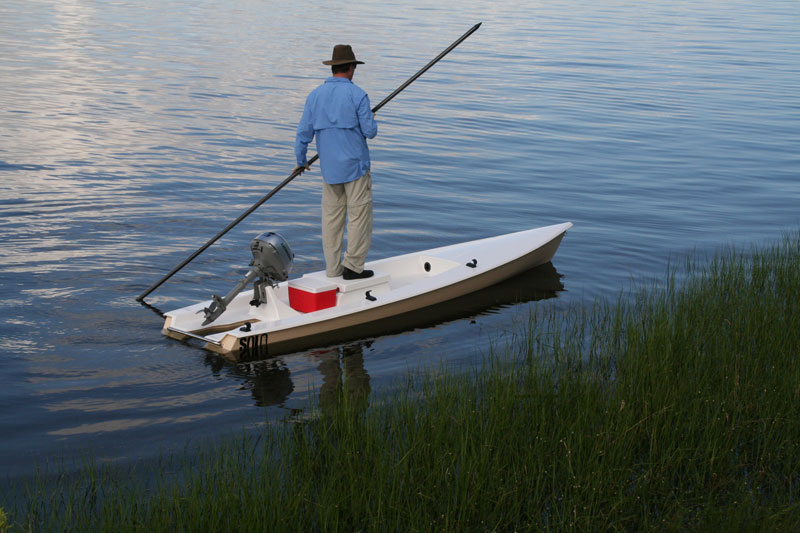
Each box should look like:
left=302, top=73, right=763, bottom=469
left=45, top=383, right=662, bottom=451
left=4, top=232, right=800, bottom=530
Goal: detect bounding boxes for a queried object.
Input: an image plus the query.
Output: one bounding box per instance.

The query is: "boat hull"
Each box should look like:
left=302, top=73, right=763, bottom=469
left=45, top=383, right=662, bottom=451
left=163, top=222, right=572, bottom=359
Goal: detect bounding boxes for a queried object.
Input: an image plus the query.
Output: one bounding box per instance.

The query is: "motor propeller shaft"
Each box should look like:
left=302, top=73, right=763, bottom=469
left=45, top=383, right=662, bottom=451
left=201, top=269, right=259, bottom=325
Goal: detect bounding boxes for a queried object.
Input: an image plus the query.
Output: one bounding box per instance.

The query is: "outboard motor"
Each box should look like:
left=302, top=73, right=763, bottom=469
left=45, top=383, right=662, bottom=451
left=201, top=232, right=294, bottom=325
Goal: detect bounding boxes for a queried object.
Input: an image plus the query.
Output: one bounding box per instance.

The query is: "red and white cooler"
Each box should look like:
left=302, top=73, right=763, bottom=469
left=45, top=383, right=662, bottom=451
left=288, top=277, right=339, bottom=313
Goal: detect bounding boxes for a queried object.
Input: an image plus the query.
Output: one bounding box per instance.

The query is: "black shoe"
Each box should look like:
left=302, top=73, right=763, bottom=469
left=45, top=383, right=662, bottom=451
left=343, top=267, right=374, bottom=280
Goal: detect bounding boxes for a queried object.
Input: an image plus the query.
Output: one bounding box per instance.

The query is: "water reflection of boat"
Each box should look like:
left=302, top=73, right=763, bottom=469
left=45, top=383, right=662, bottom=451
left=204, top=355, right=294, bottom=408
left=165, top=223, right=572, bottom=359
left=203, top=343, right=372, bottom=412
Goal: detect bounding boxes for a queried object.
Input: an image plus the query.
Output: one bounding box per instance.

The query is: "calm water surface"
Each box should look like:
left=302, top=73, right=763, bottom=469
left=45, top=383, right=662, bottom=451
left=1, top=0, right=798, bottom=479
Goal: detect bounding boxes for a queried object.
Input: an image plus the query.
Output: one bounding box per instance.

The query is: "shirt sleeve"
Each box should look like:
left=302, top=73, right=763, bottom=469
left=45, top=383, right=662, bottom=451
left=295, top=99, right=315, bottom=165
left=356, top=94, right=378, bottom=139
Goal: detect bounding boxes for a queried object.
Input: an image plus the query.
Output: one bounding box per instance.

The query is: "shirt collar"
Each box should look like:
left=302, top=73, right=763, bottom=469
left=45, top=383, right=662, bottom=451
left=325, top=77, right=352, bottom=83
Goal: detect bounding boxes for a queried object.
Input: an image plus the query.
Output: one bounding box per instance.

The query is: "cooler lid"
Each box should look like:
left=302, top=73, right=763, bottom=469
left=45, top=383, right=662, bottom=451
left=288, top=276, right=339, bottom=294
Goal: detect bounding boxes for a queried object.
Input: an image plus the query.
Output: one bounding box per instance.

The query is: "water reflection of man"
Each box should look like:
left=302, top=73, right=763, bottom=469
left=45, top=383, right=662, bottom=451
left=295, top=44, right=378, bottom=281
left=316, top=342, right=371, bottom=415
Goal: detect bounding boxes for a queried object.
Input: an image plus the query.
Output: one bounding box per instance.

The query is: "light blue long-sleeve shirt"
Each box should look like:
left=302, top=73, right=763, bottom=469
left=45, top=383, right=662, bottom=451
left=295, top=77, right=378, bottom=185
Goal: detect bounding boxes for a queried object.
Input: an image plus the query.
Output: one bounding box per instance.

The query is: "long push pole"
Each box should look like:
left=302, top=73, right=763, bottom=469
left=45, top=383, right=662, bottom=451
left=137, top=22, right=481, bottom=303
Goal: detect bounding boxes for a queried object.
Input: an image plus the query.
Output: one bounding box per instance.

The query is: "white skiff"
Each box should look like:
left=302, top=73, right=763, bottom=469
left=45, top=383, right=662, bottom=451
left=163, top=222, right=572, bottom=359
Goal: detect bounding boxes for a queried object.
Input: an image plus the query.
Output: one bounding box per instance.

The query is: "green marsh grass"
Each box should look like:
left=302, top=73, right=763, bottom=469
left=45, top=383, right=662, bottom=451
left=5, top=232, right=800, bottom=530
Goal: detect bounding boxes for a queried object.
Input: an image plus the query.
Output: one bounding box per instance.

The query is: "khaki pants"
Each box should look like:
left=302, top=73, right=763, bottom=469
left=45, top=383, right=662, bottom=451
left=322, top=170, right=372, bottom=277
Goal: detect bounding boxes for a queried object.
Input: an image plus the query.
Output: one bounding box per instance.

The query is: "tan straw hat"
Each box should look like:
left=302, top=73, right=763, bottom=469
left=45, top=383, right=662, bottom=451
left=322, top=44, right=365, bottom=66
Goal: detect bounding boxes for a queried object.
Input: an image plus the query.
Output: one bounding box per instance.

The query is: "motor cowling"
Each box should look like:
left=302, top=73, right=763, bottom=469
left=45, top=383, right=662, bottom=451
left=250, top=232, right=293, bottom=282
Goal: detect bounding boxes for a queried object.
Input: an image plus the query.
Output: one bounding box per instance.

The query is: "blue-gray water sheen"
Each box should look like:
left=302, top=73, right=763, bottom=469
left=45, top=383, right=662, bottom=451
left=0, top=0, right=798, bottom=479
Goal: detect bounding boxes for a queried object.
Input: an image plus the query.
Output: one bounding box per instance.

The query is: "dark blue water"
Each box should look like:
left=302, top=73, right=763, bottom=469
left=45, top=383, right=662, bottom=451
left=1, top=0, right=798, bottom=480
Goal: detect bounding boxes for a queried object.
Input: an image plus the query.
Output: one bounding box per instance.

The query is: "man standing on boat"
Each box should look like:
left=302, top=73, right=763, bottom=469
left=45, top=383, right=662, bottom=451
left=295, top=44, right=378, bottom=280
